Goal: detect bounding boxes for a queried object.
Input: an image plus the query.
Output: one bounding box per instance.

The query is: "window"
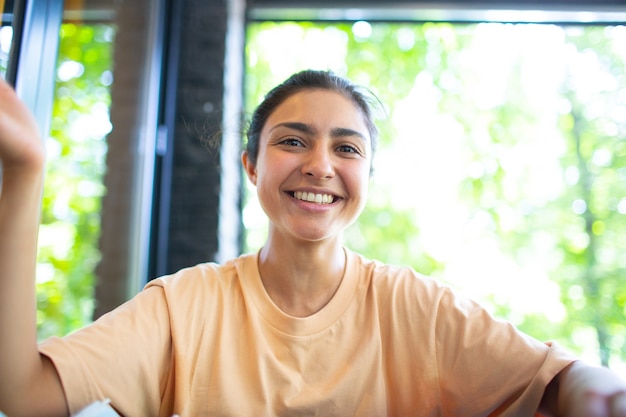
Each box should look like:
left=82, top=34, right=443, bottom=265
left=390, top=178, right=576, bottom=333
left=7, top=0, right=167, bottom=339
left=245, top=8, right=626, bottom=373
left=36, top=20, right=114, bottom=338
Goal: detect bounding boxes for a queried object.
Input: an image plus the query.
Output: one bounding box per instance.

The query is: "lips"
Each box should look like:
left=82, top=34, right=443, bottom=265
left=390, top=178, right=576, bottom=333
left=291, top=191, right=336, bottom=204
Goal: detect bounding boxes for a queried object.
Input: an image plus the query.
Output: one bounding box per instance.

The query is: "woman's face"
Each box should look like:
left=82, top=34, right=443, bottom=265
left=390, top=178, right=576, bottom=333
left=243, top=89, right=372, bottom=244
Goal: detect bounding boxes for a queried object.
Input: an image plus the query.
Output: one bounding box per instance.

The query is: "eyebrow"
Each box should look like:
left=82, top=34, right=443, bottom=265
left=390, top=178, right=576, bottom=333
left=270, top=122, right=368, bottom=142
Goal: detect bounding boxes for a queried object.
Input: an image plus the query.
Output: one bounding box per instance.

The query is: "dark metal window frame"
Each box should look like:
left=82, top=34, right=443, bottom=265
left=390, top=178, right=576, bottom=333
left=247, top=0, right=626, bottom=24
left=9, top=0, right=63, bottom=141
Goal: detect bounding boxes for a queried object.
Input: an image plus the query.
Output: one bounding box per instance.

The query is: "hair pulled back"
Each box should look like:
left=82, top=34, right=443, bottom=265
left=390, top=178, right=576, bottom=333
left=245, top=70, right=379, bottom=167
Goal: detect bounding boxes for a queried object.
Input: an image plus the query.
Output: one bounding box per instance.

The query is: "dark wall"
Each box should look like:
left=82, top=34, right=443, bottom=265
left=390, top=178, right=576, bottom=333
left=157, top=0, right=229, bottom=276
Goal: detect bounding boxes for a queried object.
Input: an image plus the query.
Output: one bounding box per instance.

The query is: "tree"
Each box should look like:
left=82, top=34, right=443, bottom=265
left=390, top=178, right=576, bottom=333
left=36, top=23, right=114, bottom=340
left=553, top=26, right=626, bottom=366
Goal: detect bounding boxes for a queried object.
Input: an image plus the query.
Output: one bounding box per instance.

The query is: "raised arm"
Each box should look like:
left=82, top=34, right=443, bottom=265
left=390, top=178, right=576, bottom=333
left=0, top=77, right=68, bottom=416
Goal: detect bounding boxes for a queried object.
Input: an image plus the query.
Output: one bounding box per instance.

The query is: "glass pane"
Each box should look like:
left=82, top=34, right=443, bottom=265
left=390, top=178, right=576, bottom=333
left=37, top=0, right=162, bottom=339
left=0, top=0, right=14, bottom=78
left=37, top=19, right=114, bottom=338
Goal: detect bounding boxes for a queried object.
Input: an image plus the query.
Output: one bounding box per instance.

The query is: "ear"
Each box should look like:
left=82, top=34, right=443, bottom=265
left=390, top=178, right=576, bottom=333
left=241, top=151, right=257, bottom=185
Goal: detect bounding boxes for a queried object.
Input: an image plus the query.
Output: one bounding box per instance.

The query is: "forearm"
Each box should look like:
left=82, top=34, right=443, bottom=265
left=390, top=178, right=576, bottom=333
left=541, top=361, right=626, bottom=417
left=0, top=168, right=70, bottom=417
left=0, top=166, right=45, bottom=393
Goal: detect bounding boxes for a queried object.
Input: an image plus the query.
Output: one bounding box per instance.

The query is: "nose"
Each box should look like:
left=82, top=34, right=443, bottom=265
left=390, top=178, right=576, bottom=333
left=302, top=145, right=334, bottom=180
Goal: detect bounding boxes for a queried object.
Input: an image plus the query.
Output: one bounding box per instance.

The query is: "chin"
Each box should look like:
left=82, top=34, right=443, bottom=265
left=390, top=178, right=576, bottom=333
left=294, top=230, right=342, bottom=244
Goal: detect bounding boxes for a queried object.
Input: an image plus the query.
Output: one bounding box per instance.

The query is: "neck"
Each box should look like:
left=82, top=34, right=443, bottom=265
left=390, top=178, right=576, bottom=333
left=258, top=235, right=346, bottom=317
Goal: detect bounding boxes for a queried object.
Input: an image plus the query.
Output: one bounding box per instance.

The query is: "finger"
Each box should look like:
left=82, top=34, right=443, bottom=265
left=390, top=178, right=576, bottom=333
left=0, top=80, right=44, bottom=169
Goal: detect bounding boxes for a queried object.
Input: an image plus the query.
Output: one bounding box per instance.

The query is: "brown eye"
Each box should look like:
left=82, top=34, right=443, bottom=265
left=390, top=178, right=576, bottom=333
left=280, top=138, right=304, bottom=147
left=337, top=144, right=359, bottom=154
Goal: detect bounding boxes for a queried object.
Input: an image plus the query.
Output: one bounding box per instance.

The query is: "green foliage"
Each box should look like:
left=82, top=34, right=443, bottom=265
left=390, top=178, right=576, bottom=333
left=550, top=25, right=626, bottom=366
left=36, top=23, right=114, bottom=340
left=0, top=25, right=11, bottom=78
left=245, top=21, right=626, bottom=370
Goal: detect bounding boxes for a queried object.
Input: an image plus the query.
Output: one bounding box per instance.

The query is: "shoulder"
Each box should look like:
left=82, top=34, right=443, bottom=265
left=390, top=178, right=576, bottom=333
left=346, top=249, right=460, bottom=319
left=132, top=253, right=258, bottom=330
left=347, top=249, right=497, bottom=328
left=143, top=253, right=254, bottom=301
left=348, top=249, right=449, bottom=296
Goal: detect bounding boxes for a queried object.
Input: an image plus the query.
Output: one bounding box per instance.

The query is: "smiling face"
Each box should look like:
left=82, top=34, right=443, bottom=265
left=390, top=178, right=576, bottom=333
left=243, top=89, right=372, bottom=245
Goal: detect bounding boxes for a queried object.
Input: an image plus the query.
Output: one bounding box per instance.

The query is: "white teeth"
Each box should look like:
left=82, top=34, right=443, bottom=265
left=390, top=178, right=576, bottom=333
left=294, top=191, right=335, bottom=204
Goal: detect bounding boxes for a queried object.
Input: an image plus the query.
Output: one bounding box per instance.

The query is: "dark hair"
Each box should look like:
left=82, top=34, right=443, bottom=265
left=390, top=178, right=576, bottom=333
left=245, top=70, right=380, bottom=167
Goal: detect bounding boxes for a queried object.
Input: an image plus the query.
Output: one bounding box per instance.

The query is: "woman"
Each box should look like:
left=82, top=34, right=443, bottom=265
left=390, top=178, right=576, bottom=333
left=0, top=70, right=625, bottom=416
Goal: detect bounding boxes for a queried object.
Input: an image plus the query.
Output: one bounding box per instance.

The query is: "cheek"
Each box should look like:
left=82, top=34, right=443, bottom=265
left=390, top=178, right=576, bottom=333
left=346, top=166, right=370, bottom=196
left=261, top=152, right=298, bottom=181
left=254, top=160, right=286, bottom=199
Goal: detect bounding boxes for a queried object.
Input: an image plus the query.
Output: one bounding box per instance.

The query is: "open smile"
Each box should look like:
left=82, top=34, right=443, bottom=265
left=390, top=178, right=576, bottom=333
left=289, top=191, right=337, bottom=205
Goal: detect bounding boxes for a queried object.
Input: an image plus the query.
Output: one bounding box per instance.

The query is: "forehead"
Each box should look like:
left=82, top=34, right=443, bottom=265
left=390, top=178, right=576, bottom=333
left=262, top=89, right=370, bottom=139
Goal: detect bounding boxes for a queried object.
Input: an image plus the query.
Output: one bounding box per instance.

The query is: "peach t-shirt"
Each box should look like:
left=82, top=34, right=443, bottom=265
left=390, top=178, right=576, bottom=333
left=39, top=249, right=575, bottom=416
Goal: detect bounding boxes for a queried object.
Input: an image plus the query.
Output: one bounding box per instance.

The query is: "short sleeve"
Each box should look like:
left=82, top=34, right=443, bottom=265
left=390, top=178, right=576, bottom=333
left=38, top=285, right=173, bottom=417
left=434, top=287, right=576, bottom=416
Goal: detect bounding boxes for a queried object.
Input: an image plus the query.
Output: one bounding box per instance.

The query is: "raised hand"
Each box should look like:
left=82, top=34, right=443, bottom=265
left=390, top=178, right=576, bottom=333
left=0, top=77, right=45, bottom=176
